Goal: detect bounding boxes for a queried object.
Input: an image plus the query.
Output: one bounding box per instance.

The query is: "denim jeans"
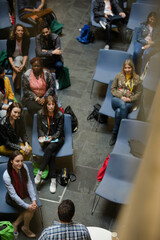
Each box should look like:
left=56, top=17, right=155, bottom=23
left=100, top=15, right=123, bottom=45
left=43, top=59, right=63, bottom=79
left=133, top=41, right=159, bottom=75
left=112, top=97, right=133, bottom=134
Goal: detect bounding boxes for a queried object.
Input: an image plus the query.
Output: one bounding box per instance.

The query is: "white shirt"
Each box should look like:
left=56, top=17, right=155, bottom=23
left=104, top=0, right=114, bottom=16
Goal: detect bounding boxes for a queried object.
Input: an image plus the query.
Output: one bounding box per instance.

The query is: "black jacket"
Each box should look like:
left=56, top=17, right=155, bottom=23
left=0, top=115, right=29, bottom=150
left=37, top=110, right=65, bottom=140
left=7, top=37, right=30, bottom=58
left=93, top=0, right=122, bottom=23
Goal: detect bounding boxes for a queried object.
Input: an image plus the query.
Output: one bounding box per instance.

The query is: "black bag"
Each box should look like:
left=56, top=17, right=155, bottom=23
left=57, top=168, right=76, bottom=186
left=64, top=105, right=78, bottom=132
left=87, top=103, right=107, bottom=123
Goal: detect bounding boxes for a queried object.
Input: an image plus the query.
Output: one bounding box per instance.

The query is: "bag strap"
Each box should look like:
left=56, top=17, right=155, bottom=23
left=69, top=173, right=76, bottom=182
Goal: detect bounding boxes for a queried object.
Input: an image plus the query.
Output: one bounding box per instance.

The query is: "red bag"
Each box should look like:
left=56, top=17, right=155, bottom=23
left=97, top=155, right=110, bottom=181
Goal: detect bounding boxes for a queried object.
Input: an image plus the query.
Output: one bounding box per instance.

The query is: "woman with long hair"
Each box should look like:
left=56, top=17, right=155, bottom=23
left=34, top=96, right=64, bottom=193
left=21, top=57, right=56, bottom=115
left=133, top=11, right=160, bottom=75
left=3, top=151, right=37, bottom=238
left=0, top=102, right=31, bottom=158
left=109, top=59, right=142, bottom=146
left=7, top=24, right=30, bottom=90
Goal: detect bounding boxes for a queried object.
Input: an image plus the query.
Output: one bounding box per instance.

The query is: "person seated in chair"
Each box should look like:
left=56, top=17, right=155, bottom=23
left=34, top=96, right=64, bottom=194
left=3, top=150, right=37, bottom=238
left=93, top=0, right=126, bottom=49
left=36, top=23, right=63, bottom=80
left=7, top=24, right=30, bottom=91
left=109, top=59, right=142, bottom=146
left=0, top=66, right=14, bottom=119
left=38, top=199, right=91, bottom=240
left=21, top=57, right=57, bottom=115
left=132, top=11, right=160, bottom=75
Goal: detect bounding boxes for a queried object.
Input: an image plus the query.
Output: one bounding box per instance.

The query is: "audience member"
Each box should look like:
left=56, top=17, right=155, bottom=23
left=38, top=199, right=91, bottom=240
left=36, top=23, right=63, bottom=79
left=34, top=96, right=64, bottom=194
left=93, top=0, right=126, bottom=49
left=7, top=24, right=30, bottom=91
left=109, top=59, right=142, bottom=146
left=3, top=150, right=37, bottom=238
left=133, top=12, right=160, bottom=75
left=0, top=66, right=14, bottom=119
left=21, top=57, right=57, bottom=115
left=0, top=102, right=32, bottom=159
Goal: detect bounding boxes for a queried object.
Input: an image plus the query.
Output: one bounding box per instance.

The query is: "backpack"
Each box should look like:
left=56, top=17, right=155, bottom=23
left=77, top=24, right=94, bottom=44
left=0, top=221, right=14, bottom=240
left=64, top=106, right=78, bottom=133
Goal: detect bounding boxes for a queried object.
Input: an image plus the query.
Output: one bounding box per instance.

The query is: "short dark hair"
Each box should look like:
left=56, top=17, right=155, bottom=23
left=40, top=22, right=50, bottom=32
left=58, top=200, right=75, bottom=222
left=0, top=66, right=4, bottom=74
left=30, top=57, right=43, bottom=67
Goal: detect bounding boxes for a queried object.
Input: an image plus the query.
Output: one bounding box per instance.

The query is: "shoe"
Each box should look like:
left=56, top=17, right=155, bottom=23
left=21, top=226, right=36, bottom=238
left=104, top=44, right=110, bottom=50
left=99, top=20, right=107, bottom=29
left=34, top=170, right=43, bottom=185
left=50, top=178, right=56, bottom=193
left=109, top=134, right=117, bottom=146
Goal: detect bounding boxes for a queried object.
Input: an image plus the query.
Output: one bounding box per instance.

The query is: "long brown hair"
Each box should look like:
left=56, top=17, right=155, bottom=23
left=10, top=24, right=29, bottom=40
left=7, top=102, right=22, bottom=117
left=7, top=150, right=28, bottom=184
left=43, top=96, right=59, bottom=115
left=121, top=59, right=136, bottom=78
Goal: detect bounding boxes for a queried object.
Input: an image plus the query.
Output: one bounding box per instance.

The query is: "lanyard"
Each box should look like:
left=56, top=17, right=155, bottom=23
left=16, top=40, right=22, bottom=55
left=47, top=114, right=54, bottom=135
left=104, top=0, right=111, bottom=11
left=126, top=79, right=133, bottom=92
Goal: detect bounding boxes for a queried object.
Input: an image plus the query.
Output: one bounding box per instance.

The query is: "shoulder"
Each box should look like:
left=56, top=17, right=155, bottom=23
left=114, top=72, right=122, bottom=79
left=72, top=223, right=89, bottom=233
left=0, top=116, right=8, bottom=125
left=3, top=169, right=10, bottom=182
left=51, top=33, right=59, bottom=40
left=37, top=109, right=43, bottom=117
left=23, top=69, right=32, bottom=78
left=36, top=34, right=41, bottom=40
left=55, top=111, right=63, bottom=119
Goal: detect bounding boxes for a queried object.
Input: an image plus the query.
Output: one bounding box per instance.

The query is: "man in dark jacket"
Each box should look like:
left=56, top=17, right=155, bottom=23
left=93, top=0, right=126, bottom=49
left=36, top=23, right=63, bottom=80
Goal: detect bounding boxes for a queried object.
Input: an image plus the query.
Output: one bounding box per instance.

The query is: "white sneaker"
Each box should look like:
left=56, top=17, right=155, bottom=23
left=99, top=20, right=107, bottom=30
left=50, top=178, right=56, bottom=193
left=34, top=170, right=43, bottom=185
left=104, top=44, right=110, bottom=50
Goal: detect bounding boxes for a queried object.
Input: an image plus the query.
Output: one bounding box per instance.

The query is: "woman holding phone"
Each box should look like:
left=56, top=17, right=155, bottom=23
left=34, top=96, right=64, bottom=193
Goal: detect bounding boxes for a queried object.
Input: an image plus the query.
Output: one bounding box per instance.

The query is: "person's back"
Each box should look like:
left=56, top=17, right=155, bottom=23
left=38, top=200, right=91, bottom=240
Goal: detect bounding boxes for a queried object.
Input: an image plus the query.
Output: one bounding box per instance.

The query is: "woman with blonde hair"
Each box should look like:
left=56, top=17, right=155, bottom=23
left=109, top=59, right=142, bottom=146
left=7, top=24, right=30, bottom=90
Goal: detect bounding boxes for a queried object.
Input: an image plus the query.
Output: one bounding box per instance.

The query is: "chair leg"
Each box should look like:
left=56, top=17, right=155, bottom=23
left=90, top=80, right=95, bottom=99
left=91, top=194, right=100, bottom=215
left=39, top=207, right=44, bottom=229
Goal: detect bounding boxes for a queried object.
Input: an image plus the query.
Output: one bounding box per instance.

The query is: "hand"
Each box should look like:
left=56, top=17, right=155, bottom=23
left=33, top=8, right=40, bottom=12
left=32, top=200, right=37, bottom=209
left=13, top=66, right=21, bottom=73
left=143, top=44, right=150, bottom=50
left=24, top=143, right=31, bottom=155
left=105, top=13, right=110, bottom=18
left=19, top=64, right=25, bottom=71
left=28, top=203, right=37, bottom=212
left=42, top=49, right=47, bottom=52
left=20, top=146, right=26, bottom=152
left=37, top=97, right=45, bottom=105
left=52, top=48, right=62, bottom=55
left=119, top=12, right=126, bottom=18
left=121, top=96, right=131, bottom=102
left=44, top=136, right=52, bottom=142
left=38, top=136, right=46, bottom=143
left=148, top=40, right=154, bottom=45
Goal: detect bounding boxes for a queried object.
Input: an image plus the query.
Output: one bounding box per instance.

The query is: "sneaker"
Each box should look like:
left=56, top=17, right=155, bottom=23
left=34, top=170, right=43, bottom=185
left=104, top=44, right=110, bottom=50
left=109, top=134, right=117, bottom=146
left=50, top=178, right=56, bottom=193
left=99, top=20, right=107, bottom=30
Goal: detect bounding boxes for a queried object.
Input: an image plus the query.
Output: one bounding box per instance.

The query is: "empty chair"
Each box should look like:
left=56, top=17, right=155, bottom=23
left=91, top=49, right=131, bottom=96
left=136, top=0, right=159, bottom=4
left=0, top=0, right=12, bottom=30
left=99, top=80, right=140, bottom=120
left=112, top=119, right=149, bottom=157
left=0, top=161, right=42, bottom=217
left=127, top=3, right=157, bottom=30
left=91, top=153, right=140, bottom=213
left=32, top=114, right=73, bottom=158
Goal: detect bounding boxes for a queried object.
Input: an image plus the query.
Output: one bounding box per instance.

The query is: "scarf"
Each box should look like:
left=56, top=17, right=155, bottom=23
left=12, top=168, right=29, bottom=199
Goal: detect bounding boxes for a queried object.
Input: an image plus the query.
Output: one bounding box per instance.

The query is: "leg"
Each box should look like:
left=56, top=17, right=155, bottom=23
left=24, top=99, right=42, bottom=115
left=132, top=42, right=143, bottom=74
left=53, top=61, right=63, bottom=79
left=140, top=47, right=159, bottom=74
left=21, top=210, right=36, bottom=238
left=12, top=212, right=25, bottom=232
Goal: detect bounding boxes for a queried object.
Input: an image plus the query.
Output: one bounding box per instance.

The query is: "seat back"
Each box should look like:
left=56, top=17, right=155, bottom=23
left=127, top=27, right=139, bottom=55
left=127, top=3, right=157, bottom=30
left=28, top=37, right=36, bottom=61
left=0, top=0, right=12, bottom=29
left=15, top=0, right=33, bottom=28
left=0, top=39, right=7, bottom=52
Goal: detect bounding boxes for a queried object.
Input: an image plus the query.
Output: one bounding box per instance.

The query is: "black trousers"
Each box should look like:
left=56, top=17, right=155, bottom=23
left=40, top=138, right=64, bottom=178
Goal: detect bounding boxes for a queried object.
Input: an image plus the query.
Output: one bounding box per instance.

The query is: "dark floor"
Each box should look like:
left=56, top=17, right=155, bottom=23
left=1, top=0, right=135, bottom=239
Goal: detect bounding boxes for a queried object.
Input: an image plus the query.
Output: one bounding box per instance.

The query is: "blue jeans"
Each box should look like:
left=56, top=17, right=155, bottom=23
left=112, top=97, right=133, bottom=134
left=43, top=59, right=63, bottom=79
left=133, top=42, right=159, bottom=75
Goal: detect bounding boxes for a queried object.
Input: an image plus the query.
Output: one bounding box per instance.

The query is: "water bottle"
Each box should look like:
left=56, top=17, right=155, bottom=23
left=14, top=231, right=19, bottom=240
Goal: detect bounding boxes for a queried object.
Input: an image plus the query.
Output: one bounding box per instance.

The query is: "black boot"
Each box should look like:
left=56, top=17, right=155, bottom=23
left=109, top=133, right=117, bottom=146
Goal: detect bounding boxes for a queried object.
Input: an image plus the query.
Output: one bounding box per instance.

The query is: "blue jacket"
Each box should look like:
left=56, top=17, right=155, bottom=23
left=136, top=23, right=160, bottom=47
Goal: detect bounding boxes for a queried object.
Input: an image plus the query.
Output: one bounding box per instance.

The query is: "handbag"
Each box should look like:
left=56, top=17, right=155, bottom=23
left=87, top=103, right=108, bottom=123
left=50, top=19, right=64, bottom=35
left=64, top=105, right=78, bottom=133
left=57, top=168, right=76, bottom=186
left=0, top=221, right=14, bottom=240
left=59, top=66, right=71, bottom=90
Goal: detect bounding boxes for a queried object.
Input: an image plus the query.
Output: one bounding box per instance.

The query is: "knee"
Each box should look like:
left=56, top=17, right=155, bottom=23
left=115, top=108, right=121, bottom=117
left=55, top=61, right=63, bottom=68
